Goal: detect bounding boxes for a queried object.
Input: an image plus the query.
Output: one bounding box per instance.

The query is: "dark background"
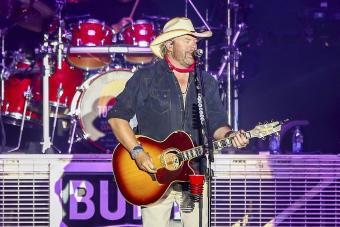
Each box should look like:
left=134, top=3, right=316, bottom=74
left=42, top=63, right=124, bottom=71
left=1, top=0, right=339, bottom=154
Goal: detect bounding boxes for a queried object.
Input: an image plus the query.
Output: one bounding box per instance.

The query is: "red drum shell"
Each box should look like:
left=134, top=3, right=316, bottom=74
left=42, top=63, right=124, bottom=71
left=121, top=20, right=156, bottom=64
left=31, top=58, right=85, bottom=111
left=67, top=19, right=113, bottom=70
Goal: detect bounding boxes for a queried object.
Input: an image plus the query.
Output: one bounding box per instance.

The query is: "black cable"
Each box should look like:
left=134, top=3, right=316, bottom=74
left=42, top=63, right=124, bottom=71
left=0, top=109, right=6, bottom=152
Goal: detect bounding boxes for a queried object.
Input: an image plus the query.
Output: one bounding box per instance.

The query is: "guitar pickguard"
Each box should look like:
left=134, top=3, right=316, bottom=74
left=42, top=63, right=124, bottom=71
left=160, top=149, right=182, bottom=171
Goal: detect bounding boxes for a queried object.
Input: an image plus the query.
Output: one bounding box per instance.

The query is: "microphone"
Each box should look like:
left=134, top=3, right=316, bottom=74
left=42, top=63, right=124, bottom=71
left=193, top=49, right=203, bottom=58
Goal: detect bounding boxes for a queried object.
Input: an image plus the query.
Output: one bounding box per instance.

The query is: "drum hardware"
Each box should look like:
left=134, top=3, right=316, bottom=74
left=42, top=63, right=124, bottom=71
left=36, top=0, right=80, bottom=153
left=217, top=7, right=247, bottom=131
left=4, top=103, right=8, bottom=113
left=57, top=20, right=64, bottom=70
left=66, top=84, right=83, bottom=153
left=54, top=0, right=66, bottom=71
left=37, top=33, right=65, bottom=153
left=40, top=38, right=53, bottom=153
left=6, top=86, right=33, bottom=153
left=67, top=116, right=77, bottom=153
left=1, top=28, right=7, bottom=106
left=50, top=84, right=63, bottom=150
left=1, top=101, right=33, bottom=121
left=67, top=46, right=152, bottom=54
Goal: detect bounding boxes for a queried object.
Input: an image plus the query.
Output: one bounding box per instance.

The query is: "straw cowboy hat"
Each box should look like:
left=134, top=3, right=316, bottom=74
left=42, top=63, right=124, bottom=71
left=150, top=17, right=212, bottom=59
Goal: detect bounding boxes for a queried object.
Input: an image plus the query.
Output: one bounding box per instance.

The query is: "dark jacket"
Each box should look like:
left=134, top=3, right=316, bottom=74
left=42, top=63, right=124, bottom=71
left=107, top=59, right=228, bottom=146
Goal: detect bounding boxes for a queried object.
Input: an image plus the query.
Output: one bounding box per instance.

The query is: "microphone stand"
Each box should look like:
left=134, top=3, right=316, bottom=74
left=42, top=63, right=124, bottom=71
left=193, top=54, right=214, bottom=227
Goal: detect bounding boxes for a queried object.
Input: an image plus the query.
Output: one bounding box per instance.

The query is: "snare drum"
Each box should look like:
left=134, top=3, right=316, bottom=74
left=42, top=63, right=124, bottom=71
left=121, top=20, right=156, bottom=64
left=70, top=69, right=136, bottom=152
left=67, top=19, right=114, bottom=70
left=31, top=58, right=85, bottom=113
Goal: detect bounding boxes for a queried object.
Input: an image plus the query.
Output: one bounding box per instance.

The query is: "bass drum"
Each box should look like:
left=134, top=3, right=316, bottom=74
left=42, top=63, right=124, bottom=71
left=70, top=69, right=137, bottom=153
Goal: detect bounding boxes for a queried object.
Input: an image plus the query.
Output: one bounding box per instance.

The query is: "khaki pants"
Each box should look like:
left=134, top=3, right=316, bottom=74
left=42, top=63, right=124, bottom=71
left=141, top=184, right=208, bottom=227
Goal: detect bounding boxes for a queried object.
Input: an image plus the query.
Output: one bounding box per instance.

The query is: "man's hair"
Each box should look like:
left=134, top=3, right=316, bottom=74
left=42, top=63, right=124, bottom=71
left=160, top=43, right=167, bottom=58
left=160, top=39, right=174, bottom=58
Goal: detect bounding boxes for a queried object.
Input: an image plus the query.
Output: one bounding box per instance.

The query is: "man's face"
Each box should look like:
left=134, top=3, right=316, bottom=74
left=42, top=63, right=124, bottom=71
left=167, top=35, right=198, bottom=67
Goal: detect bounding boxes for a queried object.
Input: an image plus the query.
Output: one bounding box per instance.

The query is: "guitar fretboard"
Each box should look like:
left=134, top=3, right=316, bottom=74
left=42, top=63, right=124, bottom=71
left=177, top=131, right=252, bottom=161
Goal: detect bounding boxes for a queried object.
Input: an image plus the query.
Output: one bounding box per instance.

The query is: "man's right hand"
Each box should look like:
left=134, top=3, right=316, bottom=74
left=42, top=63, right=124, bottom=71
left=135, top=151, right=157, bottom=173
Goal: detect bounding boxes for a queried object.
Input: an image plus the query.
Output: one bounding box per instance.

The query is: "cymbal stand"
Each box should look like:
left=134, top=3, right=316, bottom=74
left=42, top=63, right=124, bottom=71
left=50, top=84, right=63, bottom=153
left=0, top=28, right=8, bottom=152
left=67, top=117, right=77, bottom=154
left=217, top=0, right=246, bottom=130
left=0, top=28, right=7, bottom=106
left=39, top=0, right=66, bottom=154
left=56, top=0, right=66, bottom=70
left=40, top=34, right=53, bottom=153
left=186, top=0, right=211, bottom=31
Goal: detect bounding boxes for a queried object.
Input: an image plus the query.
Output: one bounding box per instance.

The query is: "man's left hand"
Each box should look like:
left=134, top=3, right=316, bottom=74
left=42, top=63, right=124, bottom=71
left=230, top=130, right=249, bottom=149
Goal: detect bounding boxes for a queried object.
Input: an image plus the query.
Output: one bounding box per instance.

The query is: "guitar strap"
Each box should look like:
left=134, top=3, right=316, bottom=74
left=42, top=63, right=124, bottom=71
left=193, top=60, right=214, bottom=159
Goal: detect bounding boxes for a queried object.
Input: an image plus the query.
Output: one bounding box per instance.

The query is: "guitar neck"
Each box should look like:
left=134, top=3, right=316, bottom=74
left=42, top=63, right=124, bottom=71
left=179, top=131, right=252, bottom=162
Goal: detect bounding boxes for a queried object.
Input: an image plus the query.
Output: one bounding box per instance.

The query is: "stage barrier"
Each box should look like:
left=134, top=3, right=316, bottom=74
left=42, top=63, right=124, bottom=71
left=1, top=154, right=339, bottom=226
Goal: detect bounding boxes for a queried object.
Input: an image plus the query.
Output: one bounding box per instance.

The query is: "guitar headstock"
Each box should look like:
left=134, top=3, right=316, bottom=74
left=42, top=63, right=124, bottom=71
left=248, top=121, right=283, bottom=139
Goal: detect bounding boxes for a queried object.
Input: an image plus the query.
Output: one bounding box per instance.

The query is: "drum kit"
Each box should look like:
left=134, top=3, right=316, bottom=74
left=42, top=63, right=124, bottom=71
left=0, top=0, right=164, bottom=153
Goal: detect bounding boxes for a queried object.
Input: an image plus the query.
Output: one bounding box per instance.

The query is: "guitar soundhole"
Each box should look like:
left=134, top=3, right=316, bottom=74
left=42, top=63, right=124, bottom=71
left=160, top=149, right=181, bottom=171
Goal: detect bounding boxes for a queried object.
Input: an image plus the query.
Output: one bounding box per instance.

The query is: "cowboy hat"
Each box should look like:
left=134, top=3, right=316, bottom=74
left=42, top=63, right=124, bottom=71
left=150, top=17, right=212, bottom=59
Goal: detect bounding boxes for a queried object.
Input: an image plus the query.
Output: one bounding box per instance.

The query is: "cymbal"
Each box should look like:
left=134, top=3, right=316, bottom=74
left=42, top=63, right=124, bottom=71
left=0, top=0, right=11, bottom=17
left=141, top=14, right=170, bottom=21
left=3, top=0, right=54, bottom=32
left=195, top=25, right=225, bottom=31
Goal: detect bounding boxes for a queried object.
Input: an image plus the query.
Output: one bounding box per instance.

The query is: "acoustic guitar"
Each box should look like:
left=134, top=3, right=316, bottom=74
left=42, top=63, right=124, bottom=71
left=112, top=121, right=282, bottom=206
